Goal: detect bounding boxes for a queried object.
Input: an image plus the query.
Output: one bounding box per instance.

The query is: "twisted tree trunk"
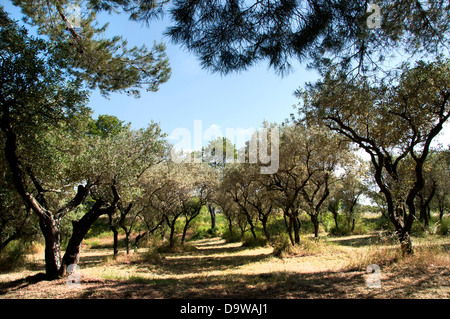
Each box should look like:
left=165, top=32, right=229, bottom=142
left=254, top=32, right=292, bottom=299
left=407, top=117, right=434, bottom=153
left=60, top=187, right=119, bottom=276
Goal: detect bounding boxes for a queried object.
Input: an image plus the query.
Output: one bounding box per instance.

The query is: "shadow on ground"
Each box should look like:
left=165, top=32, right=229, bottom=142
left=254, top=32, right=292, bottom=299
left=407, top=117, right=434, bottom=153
left=0, top=273, right=48, bottom=295
left=149, top=253, right=271, bottom=275
left=328, top=233, right=387, bottom=247
left=2, top=237, right=448, bottom=299
left=76, top=270, right=366, bottom=299
left=73, top=264, right=449, bottom=299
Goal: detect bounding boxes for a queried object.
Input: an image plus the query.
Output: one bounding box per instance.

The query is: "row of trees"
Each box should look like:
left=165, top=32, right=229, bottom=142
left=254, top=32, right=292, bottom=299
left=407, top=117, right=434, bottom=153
left=1, top=1, right=449, bottom=280
left=3, top=99, right=449, bottom=272
left=213, top=125, right=353, bottom=244
left=210, top=122, right=449, bottom=251
left=156, top=0, right=450, bottom=256
left=157, top=0, right=450, bottom=256
left=0, top=5, right=171, bottom=278
left=297, top=59, right=450, bottom=254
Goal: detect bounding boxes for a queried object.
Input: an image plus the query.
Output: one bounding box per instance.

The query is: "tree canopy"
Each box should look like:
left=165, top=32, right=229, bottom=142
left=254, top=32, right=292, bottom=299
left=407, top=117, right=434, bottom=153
left=296, top=58, right=450, bottom=253
left=0, top=6, right=170, bottom=278
left=12, top=1, right=449, bottom=76
left=10, top=0, right=171, bottom=97
left=152, top=0, right=449, bottom=75
left=1, top=0, right=449, bottom=280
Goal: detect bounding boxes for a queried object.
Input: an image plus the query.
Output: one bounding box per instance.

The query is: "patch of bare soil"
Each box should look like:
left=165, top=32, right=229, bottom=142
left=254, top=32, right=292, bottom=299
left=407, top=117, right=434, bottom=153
left=0, top=236, right=448, bottom=299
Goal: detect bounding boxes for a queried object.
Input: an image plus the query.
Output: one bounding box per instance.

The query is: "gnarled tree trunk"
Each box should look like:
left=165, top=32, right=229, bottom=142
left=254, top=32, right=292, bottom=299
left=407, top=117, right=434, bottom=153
left=60, top=188, right=119, bottom=276
left=39, top=216, right=62, bottom=279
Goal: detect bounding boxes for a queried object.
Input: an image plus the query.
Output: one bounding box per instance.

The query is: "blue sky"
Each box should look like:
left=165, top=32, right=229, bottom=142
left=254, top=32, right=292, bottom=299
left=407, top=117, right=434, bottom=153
left=2, top=1, right=319, bottom=149
left=3, top=1, right=449, bottom=150
left=86, top=12, right=319, bottom=149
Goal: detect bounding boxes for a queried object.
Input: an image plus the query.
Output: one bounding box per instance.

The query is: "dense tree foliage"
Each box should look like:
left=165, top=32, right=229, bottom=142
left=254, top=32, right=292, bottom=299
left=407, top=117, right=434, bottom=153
left=1, top=1, right=449, bottom=280
left=11, top=0, right=171, bottom=97
left=296, top=59, right=450, bottom=254
left=151, top=0, right=449, bottom=75
left=0, top=6, right=169, bottom=278
left=11, top=1, right=448, bottom=76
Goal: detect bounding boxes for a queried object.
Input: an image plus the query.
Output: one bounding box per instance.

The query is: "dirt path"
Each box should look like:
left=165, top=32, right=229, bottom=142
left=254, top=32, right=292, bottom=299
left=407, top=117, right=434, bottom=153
left=0, top=236, right=448, bottom=298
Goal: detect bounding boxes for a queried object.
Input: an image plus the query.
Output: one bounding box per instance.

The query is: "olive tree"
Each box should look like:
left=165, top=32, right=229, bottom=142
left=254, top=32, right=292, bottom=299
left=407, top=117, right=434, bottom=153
left=298, top=58, right=450, bottom=254
left=0, top=8, right=169, bottom=278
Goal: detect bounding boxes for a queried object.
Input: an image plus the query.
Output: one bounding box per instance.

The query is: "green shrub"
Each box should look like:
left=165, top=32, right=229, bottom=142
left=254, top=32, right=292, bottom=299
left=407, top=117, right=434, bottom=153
left=436, top=217, right=450, bottom=236
left=266, top=216, right=287, bottom=236
left=222, top=229, right=242, bottom=243
left=86, top=215, right=111, bottom=238
left=242, top=235, right=267, bottom=248
left=298, top=215, right=315, bottom=234
left=374, top=214, right=395, bottom=231
left=321, top=212, right=337, bottom=232
left=410, top=219, right=429, bottom=237
left=271, top=235, right=332, bottom=258
left=271, top=234, right=292, bottom=257
left=156, top=242, right=198, bottom=254
left=140, top=247, right=164, bottom=264
left=405, top=214, right=450, bottom=237
left=191, top=228, right=219, bottom=240
left=328, top=215, right=369, bottom=236
left=329, top=225, right=350, bottom=236
left=0, top=240, right=30, bottom=272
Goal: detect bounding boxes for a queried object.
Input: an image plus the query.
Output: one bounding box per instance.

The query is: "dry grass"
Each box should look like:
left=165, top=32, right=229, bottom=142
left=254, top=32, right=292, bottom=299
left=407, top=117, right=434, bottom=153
left=0, top=234, right=448, bottom=299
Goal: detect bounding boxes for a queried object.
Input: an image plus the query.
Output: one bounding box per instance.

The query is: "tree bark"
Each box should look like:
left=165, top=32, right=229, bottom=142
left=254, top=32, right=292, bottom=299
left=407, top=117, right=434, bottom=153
left=124, top=231, right=131, bottom=254
left=284, top=208, right=300, bottom=245
left=134, top=231, right=148, bottom=248
left=108, top=212, right=119, bottom=256
left=169, top=224, right=176, bottom=247
left=418, top=195, right=429, bottom=227
left=293, top=214, right=301, bottom=244
left=61, top=203, right=103, bottom=275
left=181, top=222, right=189, bottom=244
left=227, top=217, right=233, bottom=234
left=118, top=202, right=133, bottom=254
left=311, top=214, right=320, bottom=238
left=286, top=213, right=294, bottom=245
left=181, top=213, right=192, bottom=244
left=60, top=185, right=120, bottom=275
left=165, top=216, right=177, bottom=248
left=332, top=210, right=339, bottom=231
left=208, top=204, right=216, bottom=230
left=438, top=205, right=444, bottom=221
left=247, top=215, right=257, bottom=239
left=371, top=152, right=416, bottom=256
left=39, top=217, right=62, bottom=279
left=260, top=215, right=270, bottom=241
left=418, top=181, right=436, bottom=228
left=398, top=230, right=414, bottom=256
